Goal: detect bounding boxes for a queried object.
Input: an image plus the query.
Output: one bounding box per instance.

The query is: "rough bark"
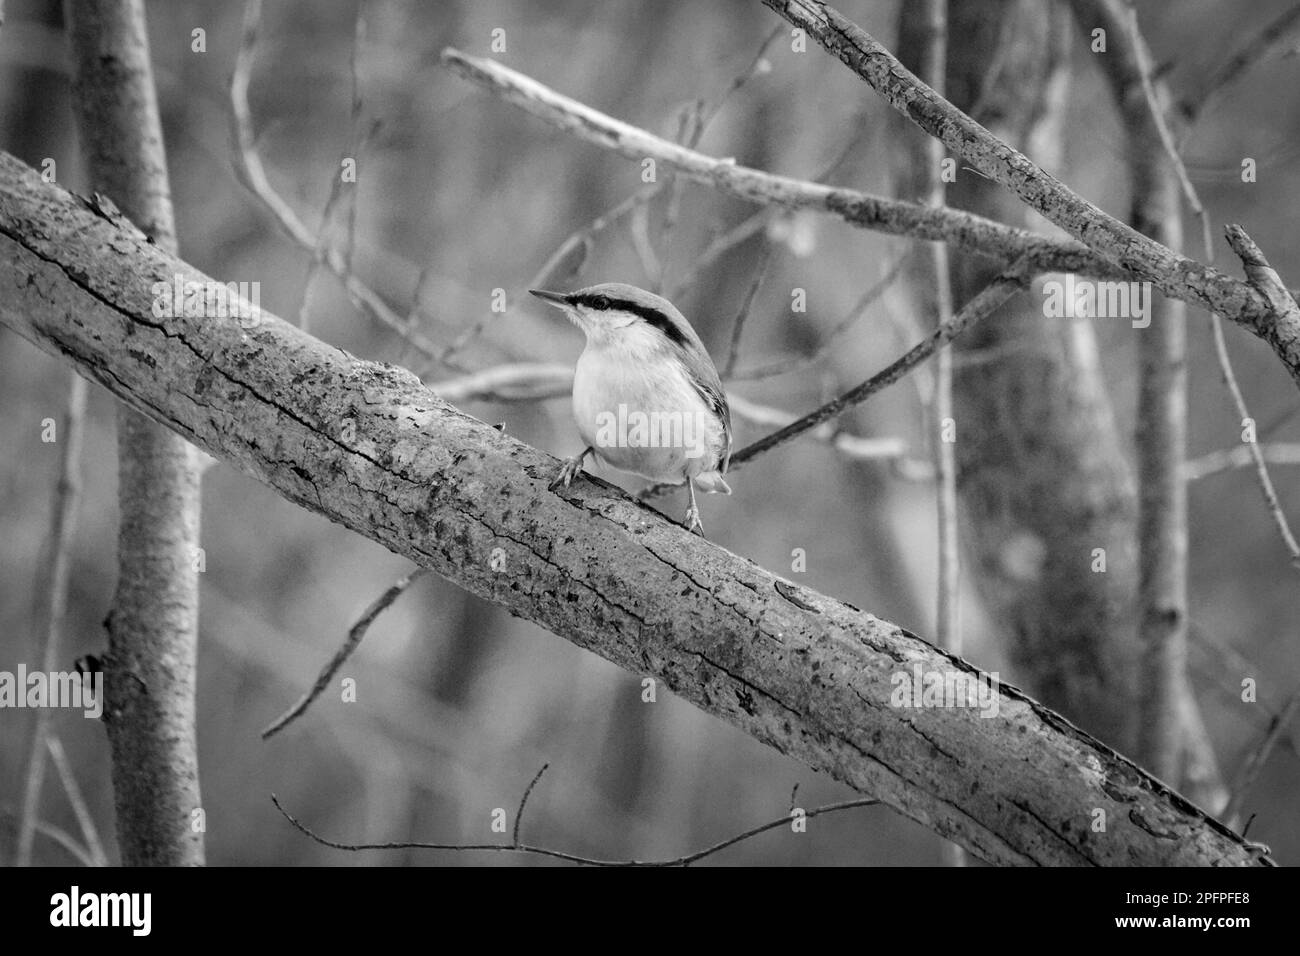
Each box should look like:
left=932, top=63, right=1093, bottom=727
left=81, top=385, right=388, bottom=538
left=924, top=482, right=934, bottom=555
left=0, top=150, right=1269, bottom=866
left=65, top=0, right=204, bottom=865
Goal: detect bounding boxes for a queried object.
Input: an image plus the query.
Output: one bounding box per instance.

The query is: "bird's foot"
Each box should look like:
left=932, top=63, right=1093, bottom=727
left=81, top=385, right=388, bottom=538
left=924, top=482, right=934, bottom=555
left=683, top=503, right=706, bottom=537
left=549, top=455, right=586, bottom=491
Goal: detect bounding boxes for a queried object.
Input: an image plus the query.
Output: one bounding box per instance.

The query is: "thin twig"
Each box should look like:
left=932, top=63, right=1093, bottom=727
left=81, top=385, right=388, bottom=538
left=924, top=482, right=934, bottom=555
left=16, top=373, right=87, bottom=866
left=512, top=763, right=549, bottom=846
left=433, top=362, right=572, bottom=402
left=262, top=567, right=430, bottom=738
left=732, top=251, right=911, bottom=381
left=659, top=25, right=783, bottom=287
left=273, top=791, right=878, bottom=866
left=656, top=103, right=704, bottom=292
left=730, top=394, right=916, bottom=462
left=701, top=24, right=784, bottom=132
left=341, top=6, right=368, bottom=278
left=1222, top=690, right=1300, bottom=828
left=1178, top=2, right=1300, bottom=126
left=666, top=208, right=776, bottom=301
left=1188, top=622, right=1300, bottom=761
left=1184, top=442, right=1300, bottom=481
left=299, top=3, right=374, bottom=331
left=1206, top=316, right=1300, bottom=563
left=435, top=187, right=662, bottom=373
left=1224, top=225, right=1300, bottom=563
left=730, top=265, right=1027, bottom=469
left=722, top=241, right=775, bottom=377
left=232, top=0, right=456, bottom=369
left=1, top=811, right=96, bottom=867
left=666, top=128, right=869, bottom=303
left=46, top=735, right=109, bottom=867
left=628, top=199, right=662, bottom=287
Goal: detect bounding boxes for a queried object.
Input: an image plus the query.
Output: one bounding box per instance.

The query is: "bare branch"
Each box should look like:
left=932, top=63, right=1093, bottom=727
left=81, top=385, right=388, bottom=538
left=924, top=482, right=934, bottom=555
left=440, top=48, right=1125, bottom=280
left=1178, top=2, right=1300, bottom=125
left=0, top=811, right=97, bottom=867
left=665, top=207, right=777, bottom=301
left=732, top=251, right=911, bottom=381
left=729, top=264, right=1028, bottom=470
left=273, top=791, right=877, bottom=865
left=722, top=241, right=774, bottom=377
left=435, top=187, right=662, bottom=375
left=1223, top=225, right=1300, bottom=563
left=299, top=3, right=374, bottom=332
left=1184, top=442, right=1300, bottom=482
left=1222, top=690, right=1300, bottom=828
left=659, top=25, right=783, bottom=288
left=46, top=735, right=109, bottom=867
left=512, top=763, right=549, bottom=847
left=433, top=362, right=571, bottom=403
left=16, top=373, right=87, bottom=866
left=232, top=0, right=456, bottom=370
left=262, top=567, right=430, bottom=739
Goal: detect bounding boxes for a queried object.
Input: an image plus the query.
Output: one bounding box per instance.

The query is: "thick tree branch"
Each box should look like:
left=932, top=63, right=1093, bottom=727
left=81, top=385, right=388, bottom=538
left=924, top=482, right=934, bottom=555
left=66, top=0, right=204, bottom=867
left=0, top=151, right=1270, bottom=866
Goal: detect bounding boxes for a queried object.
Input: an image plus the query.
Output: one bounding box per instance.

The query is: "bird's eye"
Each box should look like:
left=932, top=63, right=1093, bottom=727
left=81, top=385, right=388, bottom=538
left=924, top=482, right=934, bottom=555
left=589, top=295, right=611, bottom=311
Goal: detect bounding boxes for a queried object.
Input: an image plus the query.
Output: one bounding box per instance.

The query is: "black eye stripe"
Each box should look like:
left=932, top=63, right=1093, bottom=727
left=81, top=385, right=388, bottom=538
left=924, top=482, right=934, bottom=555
left=573, top=293, right=690, bottom=348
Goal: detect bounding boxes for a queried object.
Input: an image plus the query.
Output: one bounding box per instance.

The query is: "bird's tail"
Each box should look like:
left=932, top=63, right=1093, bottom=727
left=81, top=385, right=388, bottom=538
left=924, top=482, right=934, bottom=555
left=694, top=471, right=731, bottom=495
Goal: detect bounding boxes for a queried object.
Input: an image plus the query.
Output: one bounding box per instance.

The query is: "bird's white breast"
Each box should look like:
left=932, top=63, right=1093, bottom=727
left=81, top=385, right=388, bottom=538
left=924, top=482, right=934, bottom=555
left=572, top=325, right=726, bottom=483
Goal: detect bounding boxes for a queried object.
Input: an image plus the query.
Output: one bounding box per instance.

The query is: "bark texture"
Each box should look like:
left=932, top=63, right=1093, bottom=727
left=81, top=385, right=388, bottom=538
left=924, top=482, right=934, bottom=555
left=66, top=0, right=204, bottom=865
left=0, top=151, right=1269, bottom=866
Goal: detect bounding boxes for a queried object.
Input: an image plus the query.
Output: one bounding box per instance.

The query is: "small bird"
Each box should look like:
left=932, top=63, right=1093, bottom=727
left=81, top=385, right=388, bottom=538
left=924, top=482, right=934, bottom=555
left=530, top=282, right=732, bottom=536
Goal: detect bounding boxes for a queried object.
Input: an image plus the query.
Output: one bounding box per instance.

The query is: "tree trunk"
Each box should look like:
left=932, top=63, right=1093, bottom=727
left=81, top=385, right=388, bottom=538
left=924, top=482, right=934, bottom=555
left=66, top=0, right=204, bottom=866
left=896, top=0, right=1137, bottom=750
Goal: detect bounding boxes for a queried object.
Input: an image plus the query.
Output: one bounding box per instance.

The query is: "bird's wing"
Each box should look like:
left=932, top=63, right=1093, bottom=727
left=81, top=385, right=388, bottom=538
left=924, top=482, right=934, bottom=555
left=681, top=344, right=732, bottom=474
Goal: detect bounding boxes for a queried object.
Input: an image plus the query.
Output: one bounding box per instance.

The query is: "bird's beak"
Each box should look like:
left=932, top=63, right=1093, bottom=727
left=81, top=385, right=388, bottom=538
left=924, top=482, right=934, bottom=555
left=529, top=289, right=571, bottom=307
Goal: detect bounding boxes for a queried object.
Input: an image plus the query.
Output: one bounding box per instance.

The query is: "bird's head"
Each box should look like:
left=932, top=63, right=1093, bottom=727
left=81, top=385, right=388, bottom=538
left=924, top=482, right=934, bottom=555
left=529, top=282, right=695, bottom=351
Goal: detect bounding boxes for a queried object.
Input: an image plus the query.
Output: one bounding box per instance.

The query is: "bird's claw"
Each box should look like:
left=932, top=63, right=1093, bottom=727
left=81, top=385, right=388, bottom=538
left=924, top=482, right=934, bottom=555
left=684, top=504, right=705, bottom=537
left=549, top=456, right=585, bottom=491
